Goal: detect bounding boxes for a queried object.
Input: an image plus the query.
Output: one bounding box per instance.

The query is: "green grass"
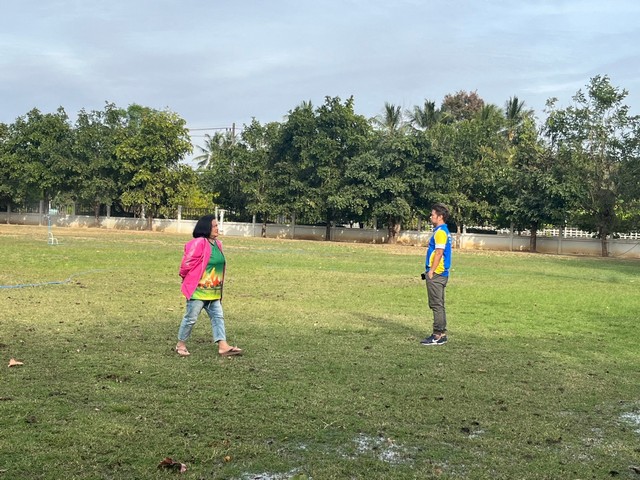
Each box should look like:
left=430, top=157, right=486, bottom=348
left=1, top=225, right=639, bottom=479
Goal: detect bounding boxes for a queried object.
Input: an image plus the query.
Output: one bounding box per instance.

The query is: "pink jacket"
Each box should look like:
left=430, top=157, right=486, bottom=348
left=179, top=237, right=224, bottom=300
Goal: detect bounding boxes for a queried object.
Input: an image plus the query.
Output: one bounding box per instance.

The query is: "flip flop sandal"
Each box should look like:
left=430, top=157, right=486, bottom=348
left=176, top=346, right=191, bottom=357
left=220, top=347, right=243, bottom=357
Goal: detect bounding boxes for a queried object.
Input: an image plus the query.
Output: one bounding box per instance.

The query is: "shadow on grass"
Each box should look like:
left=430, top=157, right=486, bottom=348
left=353, top=312, right=429, bottom=342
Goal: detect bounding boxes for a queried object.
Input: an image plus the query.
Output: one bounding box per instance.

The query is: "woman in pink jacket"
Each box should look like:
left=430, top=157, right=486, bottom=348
left=176, top=214, right=242, bottom=357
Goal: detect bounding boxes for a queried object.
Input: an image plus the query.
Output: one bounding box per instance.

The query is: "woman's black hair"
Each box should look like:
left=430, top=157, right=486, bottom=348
left=192, top=214, right=217, bottom=238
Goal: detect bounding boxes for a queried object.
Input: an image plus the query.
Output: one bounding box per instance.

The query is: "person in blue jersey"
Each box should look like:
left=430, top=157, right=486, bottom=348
left=421, top=203, right=453, bottom=346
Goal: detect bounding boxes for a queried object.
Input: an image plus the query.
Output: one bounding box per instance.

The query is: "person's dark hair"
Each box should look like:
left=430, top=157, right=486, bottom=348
left=193, top=214, right=216, bottom=238
left=432, top=203, right=450, bottom=222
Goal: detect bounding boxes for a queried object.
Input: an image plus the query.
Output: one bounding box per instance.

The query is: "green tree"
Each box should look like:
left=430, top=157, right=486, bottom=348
left=314, top=96, right=372, bottom=236
left=116, top=105, right=193, bottom=226
left=0, top=108, right=76, bottom=206
left=199, top=119, right=280, bottom=234
left=0, top=122, right=12, bottom=207
left=270, top=97, right=371, bottom=239
left=269, top=101, right=317, bottom=223
left=368, top=130, right=433, bottom=242
left=73, top=103, right=126, bottom=218
left=428, top=114, right=507, bottom=245
left=545, top=75, right=640, bottom=256
left=339, top=149, right=379, bottom=226
left=199, top=145, right=245, bottom=218
left=239, top=119, right=280, bottom=236
left=496, top=117, right=568, bottom=252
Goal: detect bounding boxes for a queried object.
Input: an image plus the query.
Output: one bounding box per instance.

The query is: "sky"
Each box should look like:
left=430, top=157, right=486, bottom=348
left=2, top=0, right=639, bottom=155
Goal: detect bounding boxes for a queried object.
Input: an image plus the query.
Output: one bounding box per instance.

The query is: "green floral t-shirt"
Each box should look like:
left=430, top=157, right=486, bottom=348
left=191, top=241, right=225, bottom=300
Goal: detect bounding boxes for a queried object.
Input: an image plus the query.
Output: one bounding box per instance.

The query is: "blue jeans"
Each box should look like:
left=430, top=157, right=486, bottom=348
left=177, top=299, right=226, bottom=343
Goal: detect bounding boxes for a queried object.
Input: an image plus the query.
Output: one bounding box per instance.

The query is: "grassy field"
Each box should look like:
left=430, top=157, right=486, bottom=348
left=1, top=225, right=639, bottom=480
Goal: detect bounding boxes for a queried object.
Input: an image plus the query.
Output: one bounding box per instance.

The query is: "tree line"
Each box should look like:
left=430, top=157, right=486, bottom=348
left=1, top=75, right=639, bottom=255
left=0, top=103, right=198, bottom=223
left=197, top=75, right=640, bottom=256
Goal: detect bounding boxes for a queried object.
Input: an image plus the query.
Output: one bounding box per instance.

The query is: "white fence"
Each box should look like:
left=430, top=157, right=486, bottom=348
left=492, top=226, right=640, bottom=240
left=2, top=211, right=640, bottom=259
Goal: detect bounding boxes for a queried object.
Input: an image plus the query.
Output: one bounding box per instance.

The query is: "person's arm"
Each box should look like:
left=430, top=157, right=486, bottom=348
left=427, top=248, right=444, bottom=279
left=179, top=239, right=204, bottom=278
left=427, top=229, right=447, bottom=279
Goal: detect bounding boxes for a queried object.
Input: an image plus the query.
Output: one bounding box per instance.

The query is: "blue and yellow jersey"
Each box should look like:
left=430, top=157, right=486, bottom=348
left=425, top=224, right=452, bottom=276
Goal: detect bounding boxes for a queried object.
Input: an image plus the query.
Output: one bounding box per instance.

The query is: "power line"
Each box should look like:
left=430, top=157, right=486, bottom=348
left=187, top=127, right=235, bottom=131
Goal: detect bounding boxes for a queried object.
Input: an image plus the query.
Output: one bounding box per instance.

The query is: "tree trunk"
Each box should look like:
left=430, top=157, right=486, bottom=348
left=94, top=203, right=100, bottom=221
left=387, top=218, right=400, bottom=244
left=600, top=229, right=609, bottom=257
left=291, top=212, right=296, bottom=240
left=529, top=225, right=538, bottom=253
left=325, top=216, right=332, bottom=241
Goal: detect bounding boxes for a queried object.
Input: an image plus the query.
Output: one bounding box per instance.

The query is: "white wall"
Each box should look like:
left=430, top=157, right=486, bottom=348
left=459, top=232, right=640, bottom=258
left=2, top=212, right=639, bottom=259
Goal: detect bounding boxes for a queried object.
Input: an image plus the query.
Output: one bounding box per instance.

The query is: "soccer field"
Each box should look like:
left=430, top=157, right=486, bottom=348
left=1, top=225, right=639, bottom=479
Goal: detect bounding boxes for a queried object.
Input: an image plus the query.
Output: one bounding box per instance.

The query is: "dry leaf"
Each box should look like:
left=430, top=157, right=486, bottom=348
left=224, top=455, right=232, bottom=462
left=8, top=358, right=24, bottom=367
left=157, top=457, right=187, bottom=473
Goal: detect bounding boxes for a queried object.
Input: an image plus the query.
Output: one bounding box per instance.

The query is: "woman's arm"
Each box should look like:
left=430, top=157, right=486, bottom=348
left=179, top=239, right=204, bottom=278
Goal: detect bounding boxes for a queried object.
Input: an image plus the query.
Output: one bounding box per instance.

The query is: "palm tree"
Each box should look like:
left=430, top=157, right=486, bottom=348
left=194, top=131, right=235, bottom=169
left=504, top=96, right=534, bottom=141
left=372, top=102, right=405, bottom=134
left=406, top=100, right=441, bottom=130
left=477, top=104, right=504, bottom=123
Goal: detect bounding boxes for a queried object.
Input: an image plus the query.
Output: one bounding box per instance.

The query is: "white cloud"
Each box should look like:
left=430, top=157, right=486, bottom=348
left=1, top=0, right=639, bottom=127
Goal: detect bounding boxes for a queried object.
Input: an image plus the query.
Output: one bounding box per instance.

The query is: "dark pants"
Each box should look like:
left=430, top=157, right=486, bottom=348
left=426, top=274, right=448, bottom=334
